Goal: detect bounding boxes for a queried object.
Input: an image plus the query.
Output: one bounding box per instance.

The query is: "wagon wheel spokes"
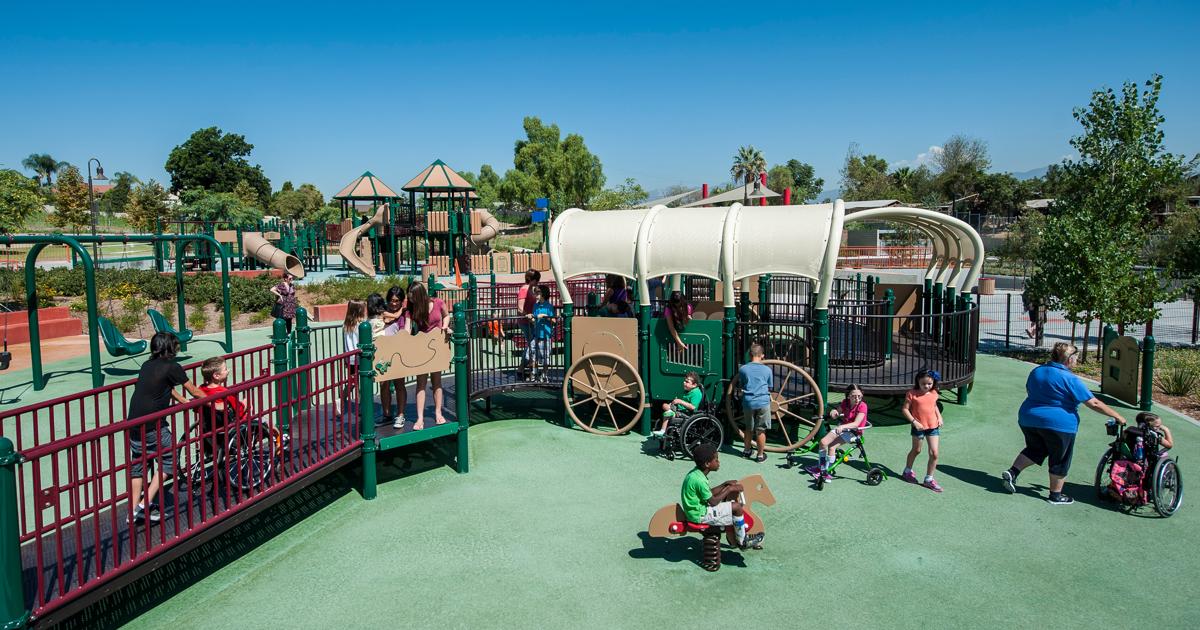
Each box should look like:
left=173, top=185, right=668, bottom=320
left=726, top=359, right=824, bottom=453
left=562, top=351, right=645, bottom=436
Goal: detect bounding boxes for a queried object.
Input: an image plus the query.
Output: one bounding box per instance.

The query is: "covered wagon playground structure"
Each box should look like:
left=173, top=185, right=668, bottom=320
left=1, top=186, right=1199, bottom=629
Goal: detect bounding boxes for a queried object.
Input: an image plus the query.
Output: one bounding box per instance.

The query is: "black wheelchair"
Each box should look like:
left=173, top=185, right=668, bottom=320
left=657, top=388, right=724, bottom=462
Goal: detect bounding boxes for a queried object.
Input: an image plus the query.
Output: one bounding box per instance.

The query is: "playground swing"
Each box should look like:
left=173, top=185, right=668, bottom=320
left=96, top=315, right=147, bottom=356
left=147, top=308, right=194, bottom=349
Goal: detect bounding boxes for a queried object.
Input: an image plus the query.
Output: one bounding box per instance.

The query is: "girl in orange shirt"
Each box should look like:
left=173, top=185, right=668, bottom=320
left=902, top=370, right=944, bottom=492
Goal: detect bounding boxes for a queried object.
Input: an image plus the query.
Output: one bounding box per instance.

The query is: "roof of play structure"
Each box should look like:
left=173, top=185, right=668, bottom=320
left=332, top=171, right=401, bottom=200
left=549, top=201, right=984, bottom=308
left=678, top=181, right=780, bottom=207
left=402, top=159, right=476, bottom=192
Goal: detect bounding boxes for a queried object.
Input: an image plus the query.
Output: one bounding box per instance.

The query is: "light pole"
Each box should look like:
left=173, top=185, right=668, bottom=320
left=87, top=158, right=107, bottom=260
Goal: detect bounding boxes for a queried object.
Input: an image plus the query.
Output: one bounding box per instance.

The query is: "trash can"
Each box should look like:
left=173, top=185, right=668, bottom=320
left=978, top=277, right=996, bottom=295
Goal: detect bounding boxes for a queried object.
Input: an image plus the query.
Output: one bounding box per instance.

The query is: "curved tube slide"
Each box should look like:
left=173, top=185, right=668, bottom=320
left=470, top=208, right=501, bottom=244
left=243, top=232, right=305, bottom=279
left=340, top=204, right=387, bottom=277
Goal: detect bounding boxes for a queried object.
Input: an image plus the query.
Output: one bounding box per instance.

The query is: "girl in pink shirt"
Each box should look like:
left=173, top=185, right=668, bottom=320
left=806, top=385, right=868, bottom=481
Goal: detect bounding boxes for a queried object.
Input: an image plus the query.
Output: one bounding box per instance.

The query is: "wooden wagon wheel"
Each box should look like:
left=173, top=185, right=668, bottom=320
left=562, top=351, right=646, bottom=435
left=725, top=359, right=824, bottom=452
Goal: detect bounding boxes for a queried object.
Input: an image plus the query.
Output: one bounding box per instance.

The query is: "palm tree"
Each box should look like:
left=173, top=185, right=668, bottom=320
left=21, top=153, right=68, bottom=187
left=730, top=146, right=767, bottom=202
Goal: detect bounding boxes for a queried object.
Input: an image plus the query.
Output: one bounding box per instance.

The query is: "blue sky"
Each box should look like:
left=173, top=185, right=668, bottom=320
left=2, top=1, right=1197, bottom=198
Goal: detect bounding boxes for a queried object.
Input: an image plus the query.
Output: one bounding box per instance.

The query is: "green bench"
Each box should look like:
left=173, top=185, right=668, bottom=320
left=97, top=316, right=148, bottom=357
left=147, top=308, right=194, bottom=350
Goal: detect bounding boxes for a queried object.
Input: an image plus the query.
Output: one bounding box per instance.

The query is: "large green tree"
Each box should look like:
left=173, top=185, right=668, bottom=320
left=181, top=189, right=263, bottom=226
left=785, top=159, right=824, bottom=202
left=270, top=182, right=323, bottom=221
left=840, top=146, right=897, bottom=201
left=463, top=165, right=502, bottom=208
left=124, top=180, right=172, bottom=232
left=49, top=165, right=92, bottom=232
left=730, top=146, right=766, bottom=187
left=99, top=171, right=137, bottom=218
left=21, top=153, right=68, bottom=186
left=588, top=178, right=647, bottom=210
left=164, top=127, right=272, bottom=206
left=504, top=117, right=605, bottom=209
left=0, top=169, right=43, bottom=232
left=1027, top=75, right=1195, bottom=351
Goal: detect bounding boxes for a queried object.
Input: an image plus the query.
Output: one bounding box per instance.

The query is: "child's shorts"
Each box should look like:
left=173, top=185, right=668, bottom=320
left=745, top=407, right=771, bottom=433
left=911, top=427, right=940, bottom=438
left=128, top=425, right=176, bottom=478
left=699, top=501, right=735, bottom=527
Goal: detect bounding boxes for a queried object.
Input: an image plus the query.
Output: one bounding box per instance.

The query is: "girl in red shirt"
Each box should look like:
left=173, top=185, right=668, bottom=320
left=902, top=370, right=944, bottom=492
left=806, top=384, right=868, bottom=481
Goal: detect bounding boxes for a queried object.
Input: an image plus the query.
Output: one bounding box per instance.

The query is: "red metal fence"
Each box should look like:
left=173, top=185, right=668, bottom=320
left=5, top=348, right=359, bottom=622
left=475, top=276, right=607, bottom=311
left=837, top=246, right=932, bottom=269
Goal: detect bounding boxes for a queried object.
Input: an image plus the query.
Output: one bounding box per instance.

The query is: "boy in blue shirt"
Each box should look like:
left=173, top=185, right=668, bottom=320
left=525, top=285, right=556, bottom=382
left=738, top=343, right=773, bottom=463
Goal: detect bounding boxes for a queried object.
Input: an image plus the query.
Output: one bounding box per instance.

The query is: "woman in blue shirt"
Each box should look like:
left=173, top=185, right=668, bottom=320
left=1001, top=342, right=1127, bottom=505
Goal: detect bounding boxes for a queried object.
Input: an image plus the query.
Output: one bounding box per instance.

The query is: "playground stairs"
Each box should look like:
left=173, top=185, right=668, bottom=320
left=0, top=306, right=83, bottom=344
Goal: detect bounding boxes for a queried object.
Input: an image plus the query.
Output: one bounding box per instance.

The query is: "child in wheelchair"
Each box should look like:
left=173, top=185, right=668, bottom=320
left=805, top=384, right=868, bottom=482
left=653, top=371, right=703, bottom=438
left=1105, top=412, right=1174, bottom=504
left=196, top=357, right=249, bottom=467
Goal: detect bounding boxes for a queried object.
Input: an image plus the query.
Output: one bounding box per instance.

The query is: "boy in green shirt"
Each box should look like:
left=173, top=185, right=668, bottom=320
left=680, top=443, right=765, bottom=552
left=653, top=371, right=704, bottom=437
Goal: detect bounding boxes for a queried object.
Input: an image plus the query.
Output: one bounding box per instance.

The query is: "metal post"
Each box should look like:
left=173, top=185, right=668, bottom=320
left=1191, top=287, right=1199, bottom=345
left=272, top=318, right=292, bottom=432
left=813, top=308, right=830, bottom=412
left=1103, top=324, right=1116, bottom=360
left=922, top=277, right=933, bottom=335
left=958, top=294, right=972, bottom=405
left=933, top=282, right=944, bottom=340
left=1, top=438, right=30, bottom=630
left=884, top=289, right=894, bottom=360
left=175, top=249, right=187, bottom=350
left=562, top=303, right=574, bottom=428
left=453, top=304, right=470, bottom=473
left=1140, top=335, right=1156, bottom=412
left=723, top=304, right=737, bottom=385
left=295, top=307, right=311, bottom=413
left=1005, top=292, right=1012, bottom=348
left=586, top=292, right=600, bottom=318
left=866, top=274, right=876, bottom=301
left=758, top=274, right=771, bottom=322
left=358, top=321, right=378, bottom=499
left=638, top=304, right=652, bottom=436
left=467, top=273, right=478, bottom=315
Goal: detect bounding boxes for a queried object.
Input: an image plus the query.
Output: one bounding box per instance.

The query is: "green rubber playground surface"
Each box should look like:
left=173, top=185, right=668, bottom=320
left=70, top=354, right=1194, bottom=629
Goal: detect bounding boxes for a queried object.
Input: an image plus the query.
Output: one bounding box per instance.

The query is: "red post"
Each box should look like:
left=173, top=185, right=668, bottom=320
left=784, top=187, right=792, bottom=205
left=760, top=172, right=767, bottom=206
left=702, top=183, right=708, bottom=199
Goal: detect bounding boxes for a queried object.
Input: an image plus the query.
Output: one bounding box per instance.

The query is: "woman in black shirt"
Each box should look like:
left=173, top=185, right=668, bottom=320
left=127, top=332, right=206, bottom=523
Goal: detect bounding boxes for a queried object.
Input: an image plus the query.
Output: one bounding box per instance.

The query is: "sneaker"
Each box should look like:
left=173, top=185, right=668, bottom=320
left=804, top=465, right=823, bottom=477
left=740, top=532, right=765, bottom=550
left=741, top=448, right=753, bottom=459
left=375, top=414, right=392, bottom=427
left=132, top=505, right=145, bottom=523
left=755, top=454, right=767, bottom=464
left=821, top=472, right=834, bottom=482
left=1046, top=493, right=1075, bottom=506
left=392, top=415, right=406, bottom=430
left=651, top=430, right=665, bottom=438
left=922, top=478, right=943, bottom=493
left=1001, top=470, right=1017, bottom=494
left=901, top=470, right=918, bottom=484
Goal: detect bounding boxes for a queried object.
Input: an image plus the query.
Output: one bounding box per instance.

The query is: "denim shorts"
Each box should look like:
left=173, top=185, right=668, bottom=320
left=911, top=426, right=941, bottom=438
left=129, top=425, right=176, bottom=477
left=745, top=407, right=771, bottom=433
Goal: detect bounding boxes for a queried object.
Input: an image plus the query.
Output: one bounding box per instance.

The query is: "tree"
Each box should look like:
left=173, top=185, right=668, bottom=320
left=21, top=153, right=68, bottom=186
left=785, top=159, right=824, bottom=202
left=304, top=205, right=341, bottom=224
left=840, top=145, right=896, bottom=201
left=1157, top=205, right=1200, bottom=292
left=508, top=117, right=605, bottom=209
left=589, top=178, right=647, bottom=210
left=164, top=127, right=272, bottom=206
left=1027, top=75, right=1195, bottom=357
left=730, top=146, right=766, bottom=190
left=181, top=189, right=263, bottom=226
left=99, top=171, right=137, bottom=218
left=766, top=165, right=793, bottom=205
left=0, top=169, right=43, bottom=232
left=49, top=165, right=91, bottom=232
left=233, top=179, right=260, bottom=209
left=497, top=168, right=538, bottom=210
left=974, top=172, right=1038, bottom=218
left=933, top=134, right=990, bottom=174
left=472, top=165, right=502, bottom=208
left=124, top=180, right=172, bottom=232
left=270, top=183, right=323, bottom=221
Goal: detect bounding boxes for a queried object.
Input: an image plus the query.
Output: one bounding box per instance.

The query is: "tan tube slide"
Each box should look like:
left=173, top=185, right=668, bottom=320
left=339, top=204, right=387, bottom=277
left=243, top=232, right=305, bottom=279
left=471, top=208, right=501, bottom=244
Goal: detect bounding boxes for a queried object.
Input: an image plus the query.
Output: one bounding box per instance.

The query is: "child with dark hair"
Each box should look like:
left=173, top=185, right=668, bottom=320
left=366, top=293, right=388, bottom=339
left=654, top=371, right=702, bottom=438
left=805, top=384, right=868, bottom=482
left=196, top=357, right=248, bottom=484
left=406, top=281, right=450, bottom=429
left=380, top=286, right=409, bottom=428
left=126, top=332, right=206, bottom=524
left=680, top=444, right=764, bottom=563
left=604, top=274, right=632, bottom=317
left=902, top=370, right=944, bottom=492
left=525, top=285, right=556, bottom=382
left=664, top=290, right=694, bottom=352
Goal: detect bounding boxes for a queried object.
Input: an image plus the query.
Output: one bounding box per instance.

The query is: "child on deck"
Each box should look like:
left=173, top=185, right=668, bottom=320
left=653, top=371, right=703, bottom=438
left=806, top=384, right=868, bottom=481
left=680, top=444, right=764, bottom=567
left=902, top=370, right=944, bottom=492
left=381, top=286, right=410, bottom=428
left=338, top=299, right=367, bottom=416
left=524, top=285, right=556, bottom=382
left=738, top=343, right=773, bottom=463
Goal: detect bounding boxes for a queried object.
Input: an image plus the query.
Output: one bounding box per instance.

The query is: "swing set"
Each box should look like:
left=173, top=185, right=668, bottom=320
left=0, top=233, right=234, bottom=390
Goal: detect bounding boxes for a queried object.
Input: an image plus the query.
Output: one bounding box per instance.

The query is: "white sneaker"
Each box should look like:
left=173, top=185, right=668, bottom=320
left=393, top=415, right=406, bottom=429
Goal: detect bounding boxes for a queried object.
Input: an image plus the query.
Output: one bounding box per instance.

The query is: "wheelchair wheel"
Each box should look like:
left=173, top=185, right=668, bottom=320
left=866, top=468, right=884, bottom=486
left=1094, top=447, right=1115, bottom=501
left=225, top=421, right=276, bottom=491
left=1152, top=457, right=1182, bottom=518
left=680, top=414, right=724, bottom=459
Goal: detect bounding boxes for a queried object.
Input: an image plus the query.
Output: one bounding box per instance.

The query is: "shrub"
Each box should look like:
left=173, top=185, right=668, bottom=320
left=187, top=309, right=209, bottom=331
left=249, top=309, right=270, bottom=325
left=115, top=312, right=141, bottom=334
left=68, top=297, right=88, bottom=313
left=1156, top=365, right=1199, bottom=397
left=227, top=275, right=277, bottom=313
